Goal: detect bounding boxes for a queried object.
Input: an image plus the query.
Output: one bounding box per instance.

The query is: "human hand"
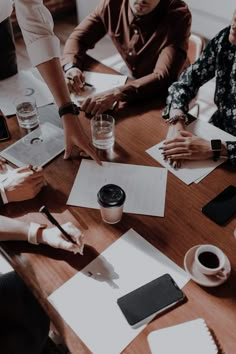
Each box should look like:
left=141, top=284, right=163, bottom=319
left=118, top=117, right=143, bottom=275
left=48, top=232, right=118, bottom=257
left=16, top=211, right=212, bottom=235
left=163, top=121, right=185, bottom=168
left=39, top=222, right=84, bottom=254
left=3, top=166, right=45, bottom=202
left=65, top=67, right=85, bottom=94
left=62, top=114, right=101, bottom=164
left=162, top=130, right=212, bottom=161
left=81, top=89, right=121, bottom=115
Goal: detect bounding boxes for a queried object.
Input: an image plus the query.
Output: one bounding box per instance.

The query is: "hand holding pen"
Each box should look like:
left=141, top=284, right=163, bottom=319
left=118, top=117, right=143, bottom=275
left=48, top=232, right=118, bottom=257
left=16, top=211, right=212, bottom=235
left=65, top=66, right=93, bottom=94
left=39, top=206, right=84, bottom=254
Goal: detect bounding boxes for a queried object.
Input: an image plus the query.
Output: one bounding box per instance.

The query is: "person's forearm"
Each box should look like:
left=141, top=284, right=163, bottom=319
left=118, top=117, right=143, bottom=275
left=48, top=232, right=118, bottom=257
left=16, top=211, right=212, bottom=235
left=37, top=58, right=71, bottom=107
left=0, top=216, right=29, bottom=242
left=119, top=47, right=187, bottom=102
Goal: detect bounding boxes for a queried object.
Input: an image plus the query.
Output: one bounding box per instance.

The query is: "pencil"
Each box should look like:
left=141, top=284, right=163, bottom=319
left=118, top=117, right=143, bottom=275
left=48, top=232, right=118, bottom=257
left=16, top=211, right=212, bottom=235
left=39, top=205, right=76, bottom=244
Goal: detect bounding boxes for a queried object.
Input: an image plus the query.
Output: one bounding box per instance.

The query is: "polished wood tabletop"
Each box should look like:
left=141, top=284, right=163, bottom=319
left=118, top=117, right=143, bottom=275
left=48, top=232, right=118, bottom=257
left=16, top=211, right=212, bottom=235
left=0, top=58, right=236, bottom=354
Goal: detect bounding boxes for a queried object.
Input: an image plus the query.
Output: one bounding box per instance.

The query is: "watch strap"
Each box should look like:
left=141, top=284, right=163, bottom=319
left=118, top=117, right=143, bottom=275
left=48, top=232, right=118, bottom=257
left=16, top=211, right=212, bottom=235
left=63, top=62, right=79, bottom=73
left=58, top=102, right=80, bottom=118
left=211, top=139, right=221, bottom=161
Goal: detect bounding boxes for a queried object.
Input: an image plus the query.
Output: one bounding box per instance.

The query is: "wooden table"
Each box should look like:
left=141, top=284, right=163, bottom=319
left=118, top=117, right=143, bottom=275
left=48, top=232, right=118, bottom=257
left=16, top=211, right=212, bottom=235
left=0, top=59, right=236, bottom=354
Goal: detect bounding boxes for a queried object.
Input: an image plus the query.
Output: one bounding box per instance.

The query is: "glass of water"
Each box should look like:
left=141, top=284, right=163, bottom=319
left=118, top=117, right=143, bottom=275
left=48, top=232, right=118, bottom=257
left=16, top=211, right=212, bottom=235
left=14, top=95, right=39, bottom=129
left=91, top=114, right=115, bottom=150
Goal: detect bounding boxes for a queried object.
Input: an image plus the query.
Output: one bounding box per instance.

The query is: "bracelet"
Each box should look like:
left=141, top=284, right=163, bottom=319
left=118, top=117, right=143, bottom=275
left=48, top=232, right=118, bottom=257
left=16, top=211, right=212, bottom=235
left=28, top=222, right=46, bottom=245
left=165, top=114, right=188, bottom=125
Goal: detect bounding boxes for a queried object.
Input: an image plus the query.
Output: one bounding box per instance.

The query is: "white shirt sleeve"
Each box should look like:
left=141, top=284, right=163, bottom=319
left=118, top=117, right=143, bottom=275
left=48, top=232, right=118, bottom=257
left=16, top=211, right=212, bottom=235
left=14, top=0, right=61, bottom=66
left=0, top=183, right=8, bottom=204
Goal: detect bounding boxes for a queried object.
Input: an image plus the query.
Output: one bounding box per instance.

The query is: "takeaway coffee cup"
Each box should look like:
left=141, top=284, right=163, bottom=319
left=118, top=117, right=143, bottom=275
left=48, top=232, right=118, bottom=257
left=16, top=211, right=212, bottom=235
left=195, top=244, right=228, bottom=278
left=97, top=184, right=126, bottom=224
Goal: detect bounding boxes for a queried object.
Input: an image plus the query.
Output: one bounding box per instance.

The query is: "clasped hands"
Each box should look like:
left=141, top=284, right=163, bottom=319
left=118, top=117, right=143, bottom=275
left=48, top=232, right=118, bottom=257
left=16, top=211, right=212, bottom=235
left=161, top=125, right=212, bottom=168
left=65, top=67, right=120, bottom=115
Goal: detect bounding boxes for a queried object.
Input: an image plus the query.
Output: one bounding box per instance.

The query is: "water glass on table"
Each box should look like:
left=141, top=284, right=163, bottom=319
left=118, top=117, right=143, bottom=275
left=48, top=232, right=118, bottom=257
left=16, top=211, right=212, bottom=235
left=14, top=95, right=39, bottom=130
left=91, top=114, right=115, bottom=150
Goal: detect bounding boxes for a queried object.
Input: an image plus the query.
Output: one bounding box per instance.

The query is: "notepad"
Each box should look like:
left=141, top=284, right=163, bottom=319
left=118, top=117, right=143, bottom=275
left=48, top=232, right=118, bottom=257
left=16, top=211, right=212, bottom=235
left=148, top=318, right=218, bottom=354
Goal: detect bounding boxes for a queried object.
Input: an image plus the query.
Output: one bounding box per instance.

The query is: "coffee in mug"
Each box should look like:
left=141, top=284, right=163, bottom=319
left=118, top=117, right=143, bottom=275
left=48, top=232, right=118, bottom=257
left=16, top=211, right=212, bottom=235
left=195, top=244, right=228, bottom=278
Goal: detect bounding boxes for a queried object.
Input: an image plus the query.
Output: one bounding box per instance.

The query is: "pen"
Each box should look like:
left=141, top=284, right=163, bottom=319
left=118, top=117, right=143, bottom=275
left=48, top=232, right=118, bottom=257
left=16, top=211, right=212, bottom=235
left=39, top=205, right=76, bottom=244
left=83, top=82, right=93, bottom=88
left=67, top=77, right=93, bottom=88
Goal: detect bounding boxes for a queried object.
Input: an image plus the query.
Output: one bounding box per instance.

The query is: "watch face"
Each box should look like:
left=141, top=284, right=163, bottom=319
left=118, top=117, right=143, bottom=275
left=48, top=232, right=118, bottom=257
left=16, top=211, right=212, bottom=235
left=211, top=139, right=221, bottom=151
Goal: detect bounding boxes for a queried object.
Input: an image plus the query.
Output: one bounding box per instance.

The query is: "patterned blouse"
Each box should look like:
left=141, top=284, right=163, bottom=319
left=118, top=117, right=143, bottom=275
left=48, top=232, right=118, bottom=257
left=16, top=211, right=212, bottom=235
left=163, top=26, right=236, bottom=166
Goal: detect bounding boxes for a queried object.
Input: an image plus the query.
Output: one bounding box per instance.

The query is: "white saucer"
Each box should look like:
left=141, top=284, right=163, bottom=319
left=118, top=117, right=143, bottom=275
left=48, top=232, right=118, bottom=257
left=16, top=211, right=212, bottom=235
left=184, top=245, right=231, bottom=287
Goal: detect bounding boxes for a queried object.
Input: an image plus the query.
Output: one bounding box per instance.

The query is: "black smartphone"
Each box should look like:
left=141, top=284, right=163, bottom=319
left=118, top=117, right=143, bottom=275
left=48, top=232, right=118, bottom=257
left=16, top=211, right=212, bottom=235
left=0, top=111, right=10, bottom=141
left=117, top=274, right=186, bottom=327
left=202, top=185, right=236, bottom=225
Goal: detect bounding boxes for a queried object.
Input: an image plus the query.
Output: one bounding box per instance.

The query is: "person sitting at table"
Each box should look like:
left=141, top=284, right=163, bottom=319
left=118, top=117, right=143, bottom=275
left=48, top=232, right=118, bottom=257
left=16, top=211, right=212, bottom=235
left=1, top=0, right=100, bottom=163
left=61, top=0, right=191, bottom=116
left=0, top=208, right=84, bottom=353
left=161, top=9, right=236, bottom=167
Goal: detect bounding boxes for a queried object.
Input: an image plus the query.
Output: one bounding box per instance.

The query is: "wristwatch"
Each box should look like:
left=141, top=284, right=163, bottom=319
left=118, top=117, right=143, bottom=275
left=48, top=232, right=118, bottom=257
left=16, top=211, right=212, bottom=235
left=62, top=62, right=79, bottom=73
left=58, top=102, right=80, bottom=117
left=211, top=139, right=222, bottom=161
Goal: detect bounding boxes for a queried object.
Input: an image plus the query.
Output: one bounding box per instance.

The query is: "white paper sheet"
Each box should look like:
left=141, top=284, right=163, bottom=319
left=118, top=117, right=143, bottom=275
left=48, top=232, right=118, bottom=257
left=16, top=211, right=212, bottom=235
left=71, top=71, right=127, bottom=105
left=67, top=159, right=167, bottom=217
left=0, top=122, right=64, bottom=167
left=48, top=228, right=190, bottom=354
left=0, top=70, right=54, bottom=116
left=146, top=120, right=236, bottom=185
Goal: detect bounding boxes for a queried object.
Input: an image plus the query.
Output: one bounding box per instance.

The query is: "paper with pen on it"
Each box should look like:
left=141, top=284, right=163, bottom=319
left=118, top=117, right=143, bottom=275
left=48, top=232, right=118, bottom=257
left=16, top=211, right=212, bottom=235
left=67, top=159, right=167, bottom=217
left=0, top=70, right=54, bottom=116
left=146, top=119, right=236, bottom=185
left=48, top=228, right=190, bottom=354
left=70, top=71, right=127, bottom=106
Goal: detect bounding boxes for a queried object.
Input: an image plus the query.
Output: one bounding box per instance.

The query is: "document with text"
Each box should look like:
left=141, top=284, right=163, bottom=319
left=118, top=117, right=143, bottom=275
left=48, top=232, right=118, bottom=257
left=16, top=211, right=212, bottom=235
left=0, top=70, right=54, bottom=116
left=71, top=71, right=127, bottom=106
left=0, top=122, right=64, bottom=167
left=147, top=120, right=236, bottom=185
left=67, top=159, right=167, bottom=217
left=48, top=228, right=190, bottom=354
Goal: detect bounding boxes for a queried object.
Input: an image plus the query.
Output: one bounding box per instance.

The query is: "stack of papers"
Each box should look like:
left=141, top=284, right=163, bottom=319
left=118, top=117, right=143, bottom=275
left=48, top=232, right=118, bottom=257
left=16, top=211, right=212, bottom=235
left=147, top=119, right=236, bottom=185
left=48, top=228, right=189, bottom=354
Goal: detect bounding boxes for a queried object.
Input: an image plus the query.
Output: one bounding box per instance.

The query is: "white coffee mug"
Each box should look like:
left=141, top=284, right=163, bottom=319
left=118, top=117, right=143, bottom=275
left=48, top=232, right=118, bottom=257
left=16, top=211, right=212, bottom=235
left=195, top=244, right=228, bottom=278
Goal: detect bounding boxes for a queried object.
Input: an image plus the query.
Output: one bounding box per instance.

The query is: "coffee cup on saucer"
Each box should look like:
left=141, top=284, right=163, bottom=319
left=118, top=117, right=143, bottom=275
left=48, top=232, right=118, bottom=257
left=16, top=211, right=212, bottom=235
left=195, top=245, right=228, bottom=279
left=184, top=244, right=231, bottom=287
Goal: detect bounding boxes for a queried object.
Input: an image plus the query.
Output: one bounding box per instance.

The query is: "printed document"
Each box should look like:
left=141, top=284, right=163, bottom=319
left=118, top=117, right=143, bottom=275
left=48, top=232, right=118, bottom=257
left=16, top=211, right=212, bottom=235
left=67, top=159, right=167, bottom=217
left=48, top=228, right=190, bottom=354
left=0, top=70, right=54, bottom=116
left=0, top=122, right=64, bottom=167
left=147, top=120, right=236, bottom=185
left=71, top=71, right=127, bottom=106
